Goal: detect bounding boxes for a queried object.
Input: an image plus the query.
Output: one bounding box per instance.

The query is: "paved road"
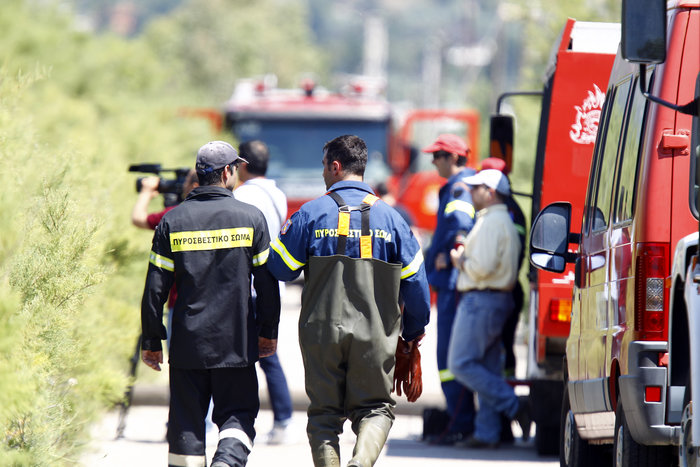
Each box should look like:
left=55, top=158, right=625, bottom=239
left=83, top=283, right=559, bottom=466
left=83, top=406, right=558, bottom=466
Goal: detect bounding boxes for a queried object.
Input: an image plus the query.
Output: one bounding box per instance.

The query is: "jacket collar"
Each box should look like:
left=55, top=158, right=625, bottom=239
left=185, top=185, right=234, bottom=200
left=326, top=180, right=374, bottom=195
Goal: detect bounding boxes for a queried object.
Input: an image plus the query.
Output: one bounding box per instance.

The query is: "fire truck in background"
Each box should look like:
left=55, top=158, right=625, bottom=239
left=219, top=74, right=480, bottom=237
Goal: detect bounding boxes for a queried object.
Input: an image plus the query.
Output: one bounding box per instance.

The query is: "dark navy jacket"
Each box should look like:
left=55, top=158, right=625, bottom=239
left=424, top=168, right=476, bottom=291
left=141, top=186, right=280, bottom=369
left=267, top=181, right=430, bottom=342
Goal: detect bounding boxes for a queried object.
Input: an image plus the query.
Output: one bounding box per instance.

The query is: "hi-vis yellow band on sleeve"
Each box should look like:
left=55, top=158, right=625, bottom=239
left=170, top=228, right=253, bottom=252
left=439, top=368, right=456, bottom=382
left=338, top=211, right=350, bottom=236
left=270, top=238, right=305, bottom=271
left=362, top=194, right=379, bottom=205
left=252, top=248, right=269, bottom=267
left=401, top=250, right=424, bottom=279
left=444, top=200, right=475, bottom=218
left=150, top=251, right=174, bottom=271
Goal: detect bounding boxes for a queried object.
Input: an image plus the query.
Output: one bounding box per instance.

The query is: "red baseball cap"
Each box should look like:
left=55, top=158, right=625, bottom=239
left=421, top=134, right=469, bottom=157
left=480, top=156, right=509, bottom=175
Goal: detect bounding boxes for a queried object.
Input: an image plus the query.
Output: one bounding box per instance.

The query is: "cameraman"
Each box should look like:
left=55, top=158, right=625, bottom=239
left=131, top=170, right=198, bottom=229
left=131, top=170, right=198, bottom=348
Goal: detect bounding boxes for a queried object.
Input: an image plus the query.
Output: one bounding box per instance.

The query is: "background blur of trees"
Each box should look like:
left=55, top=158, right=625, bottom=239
left=0, top=0, right=620, bottom=463
left=72, top=0, right=620, bottom=107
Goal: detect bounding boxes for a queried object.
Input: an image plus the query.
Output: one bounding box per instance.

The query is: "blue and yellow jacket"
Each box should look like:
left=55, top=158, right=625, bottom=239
left=267, top=181, right=430, bottom=342
left=425, top=168, right=476, bottom=291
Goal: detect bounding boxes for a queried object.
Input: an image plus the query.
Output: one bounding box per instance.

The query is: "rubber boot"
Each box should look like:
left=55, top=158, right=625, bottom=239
left=311, top=442, right=340, bottom=467
left=347, top=417, right=392, bottom=467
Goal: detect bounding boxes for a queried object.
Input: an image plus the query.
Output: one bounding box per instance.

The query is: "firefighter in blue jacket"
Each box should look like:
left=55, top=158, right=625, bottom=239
left=141, top=141, right=280, bottom=467
left=267, top=135, right=431, bottom=467
left=422, top=134, right=476, bottom=444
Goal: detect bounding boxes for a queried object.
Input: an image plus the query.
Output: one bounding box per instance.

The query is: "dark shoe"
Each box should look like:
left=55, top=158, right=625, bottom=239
left=426, top=430, right=470, bottom=446
left=462, top=436, right=499, bottom=449
left=513, top=395, right=532, bottom=441
left=499, top=413, right=515, bottom=444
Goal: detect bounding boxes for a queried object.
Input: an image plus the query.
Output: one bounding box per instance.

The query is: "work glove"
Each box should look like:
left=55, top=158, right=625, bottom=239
left=393, top=334, right=424, bottom=402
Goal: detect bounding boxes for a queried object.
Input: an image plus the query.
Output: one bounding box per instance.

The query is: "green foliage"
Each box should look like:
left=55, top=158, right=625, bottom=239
left=142, top=0, right=328, bottom=102
left=0, top=1, right=212, bottom=464
left=0, top=0, right=327, bottom=461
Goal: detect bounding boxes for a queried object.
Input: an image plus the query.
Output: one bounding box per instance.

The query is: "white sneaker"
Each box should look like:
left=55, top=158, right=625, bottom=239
left=265, top=421, right=295, bottom=445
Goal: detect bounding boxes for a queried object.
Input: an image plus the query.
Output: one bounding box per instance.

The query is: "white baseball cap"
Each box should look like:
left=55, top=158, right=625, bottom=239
left=463, top=169, right=511, bottom=196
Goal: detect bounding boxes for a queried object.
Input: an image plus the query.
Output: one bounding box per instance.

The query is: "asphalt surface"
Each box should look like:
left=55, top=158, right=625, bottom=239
left=82, top=283, right=559, bottom=466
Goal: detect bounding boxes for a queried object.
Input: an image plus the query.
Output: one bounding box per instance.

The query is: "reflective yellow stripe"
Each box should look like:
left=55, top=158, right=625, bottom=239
left=439, top=368, right=455, bottom=382
left=167, top=453, right=206, bottom=467
left=515, top=224, right=526, bottom=236
left=270, top=237, right=305, bottom=271
left=444, top=200, right=475, bottom=218
left=170, top=228, right=253, bottom=252
left=360, top=236, right=372, bottom=258
left=363, top=194, right=379, bottom=205
left=401, top=250, right=424, bottom=279
left=252, top=247, right=269, bottom=266
left=149, top=251, right=174, bottom=271
left=338, top=211, right=350, bottom=236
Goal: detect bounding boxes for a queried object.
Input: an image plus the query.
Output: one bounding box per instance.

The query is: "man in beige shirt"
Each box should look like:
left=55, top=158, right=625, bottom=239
left=447, top=169, right=529, bottom=448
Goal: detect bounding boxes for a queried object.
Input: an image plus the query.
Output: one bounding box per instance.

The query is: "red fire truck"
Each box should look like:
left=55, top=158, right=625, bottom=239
left=220, top=75, right=479, bottom=236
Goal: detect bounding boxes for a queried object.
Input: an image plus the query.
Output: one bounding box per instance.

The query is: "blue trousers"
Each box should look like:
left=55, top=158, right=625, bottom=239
left=436, top=289, right=475, bottom=435
left=448, top=290, right=518, bottom=443
left=259, top=353, right=293, bottom=423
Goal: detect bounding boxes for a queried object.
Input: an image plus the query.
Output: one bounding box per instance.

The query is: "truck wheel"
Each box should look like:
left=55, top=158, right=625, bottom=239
left=560, top=385, right=609, bottom=466
left=613, top=399, right=674, bottom=467
left=531, top=380, right=564, bottom=456
left=536, top=424, right=559, bottom=456
left=681, top=402, right=698, bottom=467
left=681, top=378, right=698, bottom=467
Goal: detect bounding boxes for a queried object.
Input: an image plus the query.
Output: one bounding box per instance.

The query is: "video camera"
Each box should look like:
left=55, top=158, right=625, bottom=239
left=129, top=163, right=192, bottom=207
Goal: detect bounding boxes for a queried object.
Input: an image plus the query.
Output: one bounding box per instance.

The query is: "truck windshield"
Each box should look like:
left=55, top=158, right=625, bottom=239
left=231, top=118, right=391, bottom=189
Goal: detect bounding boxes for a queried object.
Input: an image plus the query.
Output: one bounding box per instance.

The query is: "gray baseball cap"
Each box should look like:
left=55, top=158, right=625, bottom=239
left=195, top=141, right=248, bottom=174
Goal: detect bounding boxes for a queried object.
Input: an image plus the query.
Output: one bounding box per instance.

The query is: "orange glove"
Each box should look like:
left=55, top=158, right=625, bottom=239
left=393, top=334, right=424, bottom=402
left=393, top=337, right=411, bottom=398
left=405, top=340, right=423, bottom=402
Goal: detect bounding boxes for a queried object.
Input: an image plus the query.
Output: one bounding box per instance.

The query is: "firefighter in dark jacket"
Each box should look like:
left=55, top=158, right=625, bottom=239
left=141, top=141, right=280, bottom=467
left=267, top=135, right=431, bottom=467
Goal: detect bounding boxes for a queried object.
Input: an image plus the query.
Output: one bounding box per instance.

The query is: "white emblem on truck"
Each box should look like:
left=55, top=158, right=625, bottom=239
left=570, top=84, right=606, bottom=144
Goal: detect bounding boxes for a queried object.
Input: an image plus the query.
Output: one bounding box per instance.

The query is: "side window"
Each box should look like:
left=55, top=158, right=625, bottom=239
left=591, top=79, right=632, bottom=232
left=613, top=77, right=648, bottom=224
left=583, top=92, right=613, bottom=235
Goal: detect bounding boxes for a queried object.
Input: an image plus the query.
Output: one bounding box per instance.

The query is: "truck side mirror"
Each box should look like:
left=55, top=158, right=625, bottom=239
left=530, top=202, right=574, bottom=273
left=489, top=114, right=513, bottom=173
left=621, top=0, right=666, bottom=64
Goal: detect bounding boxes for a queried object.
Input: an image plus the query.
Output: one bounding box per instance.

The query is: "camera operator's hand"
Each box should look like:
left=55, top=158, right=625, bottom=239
left=131, top=176, right=161, bottom=229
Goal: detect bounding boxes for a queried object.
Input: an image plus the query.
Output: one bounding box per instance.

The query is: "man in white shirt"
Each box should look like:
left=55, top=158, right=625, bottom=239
left=234, top=140, right=294, bottom=445
left=447, top=169, right=529, bottom=448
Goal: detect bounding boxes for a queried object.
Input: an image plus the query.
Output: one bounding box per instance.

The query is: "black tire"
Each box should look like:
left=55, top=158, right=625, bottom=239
left=531, top=380, right=564, bottom=456
left=536, top=424, right=560, bottom=456
left=560, top=385, right=610, bottom=466
left=613, top=399, right=674, bottom=467
left=679, top=375, right=697, bottom=467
